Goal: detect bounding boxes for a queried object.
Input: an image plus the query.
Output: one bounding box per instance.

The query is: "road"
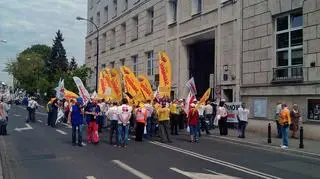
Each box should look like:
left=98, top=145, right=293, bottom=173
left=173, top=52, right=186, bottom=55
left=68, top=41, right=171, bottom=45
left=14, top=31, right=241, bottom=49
left=0, top=105, right=320, bottom=179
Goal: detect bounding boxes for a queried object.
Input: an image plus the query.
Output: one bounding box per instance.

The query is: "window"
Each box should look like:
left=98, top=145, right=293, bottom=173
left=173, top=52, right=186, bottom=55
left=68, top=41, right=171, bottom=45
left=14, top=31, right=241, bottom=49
left=89, top=17, right=94, bottom=32
left=110, top=28, right=116, bottom=49
left=308, top=99, right=320, bottom=120
left=275, top=12, right=303, bottom=79
left=146, top=51, right=154, bottom=76
left=124, top=0, right=128, bottom=11
left=168, top=0, right=178, bottom=24
left=120, top=58, right=125, bottom=66
left=113, top=0, right=117, bottom=18
left=191, top=0, right=202, bottom=15
left=146, top=8, right=154, bottom=34
left=104, top=6, right=108, bottom=23
left=120, top=23, right=126, bottom=46
left=101, top=33, right=107, bottom=52
left=131, top=16, right=138, bottom=41
left=101, top=63, right=106, bottom=69
left=132, top=55, right=138, bottom=75
left=96, top=12, right=100, bottom=27
left=110, top=61, right=115, bottom=68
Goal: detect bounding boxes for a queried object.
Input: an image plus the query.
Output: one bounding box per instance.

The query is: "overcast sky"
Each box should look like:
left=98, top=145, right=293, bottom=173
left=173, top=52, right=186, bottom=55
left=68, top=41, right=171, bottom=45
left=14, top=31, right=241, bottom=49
left=0, top=0, right=87, bottom=86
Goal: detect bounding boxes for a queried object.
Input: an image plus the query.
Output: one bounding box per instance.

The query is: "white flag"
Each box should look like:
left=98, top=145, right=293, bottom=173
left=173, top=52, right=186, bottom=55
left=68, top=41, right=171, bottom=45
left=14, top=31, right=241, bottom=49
left=186, top=77, right=197, bottom=95
left=73, top=76, right=90, bottom=104
left=56, top=79, right=65, bottom=100
left=184, top=91, right=196, bottom=116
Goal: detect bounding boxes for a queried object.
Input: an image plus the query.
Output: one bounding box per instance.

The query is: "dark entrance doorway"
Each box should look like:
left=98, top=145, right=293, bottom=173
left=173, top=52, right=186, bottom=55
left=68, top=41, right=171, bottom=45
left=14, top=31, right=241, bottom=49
left=188, top=40, right=214, bottom=98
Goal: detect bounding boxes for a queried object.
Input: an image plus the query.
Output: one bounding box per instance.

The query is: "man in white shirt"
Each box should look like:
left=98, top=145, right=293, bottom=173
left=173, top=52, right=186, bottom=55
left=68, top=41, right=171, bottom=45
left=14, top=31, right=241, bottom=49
left=204, top=100, right=213, bottom=129
left=117, top=98, right=132, bottom=147
left=27, top=97, right=39, bottom=123
left=144, top=100, right=154, bottom=140
left=197, top=102, right=210, bottom=135
left=237, top=103, right=249, bottom=138
left=106, top=102, right=119, bottom=146
left=275, top=101, right=282, bottom=138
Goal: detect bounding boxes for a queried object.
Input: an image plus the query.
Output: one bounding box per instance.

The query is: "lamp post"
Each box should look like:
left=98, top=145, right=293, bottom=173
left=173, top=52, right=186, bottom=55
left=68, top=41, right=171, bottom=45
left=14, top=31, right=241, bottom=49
left=76, top=16, right=99, bottom=92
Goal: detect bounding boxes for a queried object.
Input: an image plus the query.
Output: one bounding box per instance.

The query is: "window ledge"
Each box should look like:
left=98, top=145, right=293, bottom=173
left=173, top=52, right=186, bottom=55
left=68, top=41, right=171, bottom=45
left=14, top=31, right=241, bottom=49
left=110, top=47, right=115, bottom=50
left=191, top=12, right=201, bottom=18
left=131, top=38, right=138, bottom=42
left=120, top=43, right=125, bottom=46
left=101, top=50, right=106, bottom=54
left=168, top=21, right=177, bottom=27
left=88, top=56, right=92, bottom=59
left=145, top=32, right=153, bottom=36
left=112, top=15, right=117, bottom=19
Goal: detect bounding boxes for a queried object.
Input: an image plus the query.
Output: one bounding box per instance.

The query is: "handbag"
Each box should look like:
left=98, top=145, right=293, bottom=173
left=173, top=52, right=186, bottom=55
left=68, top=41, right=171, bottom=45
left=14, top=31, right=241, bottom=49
left=143, top=126, right=147, bottom=134
left=186, top=126, right=190, bottom=133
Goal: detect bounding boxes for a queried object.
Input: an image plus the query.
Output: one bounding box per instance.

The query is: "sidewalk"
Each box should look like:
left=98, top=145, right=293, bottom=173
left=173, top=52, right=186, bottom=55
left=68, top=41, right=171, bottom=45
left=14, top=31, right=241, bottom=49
left=206, top=128, right=320, bottom=158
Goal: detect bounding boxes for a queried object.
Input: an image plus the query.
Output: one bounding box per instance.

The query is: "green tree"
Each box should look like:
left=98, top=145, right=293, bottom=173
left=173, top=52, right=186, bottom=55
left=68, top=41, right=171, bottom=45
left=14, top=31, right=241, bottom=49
left=69, top=57, right=78, bottom=71
left=45, top=30, right=69, bottom=81
left=64, top=64, right=92, bottom=93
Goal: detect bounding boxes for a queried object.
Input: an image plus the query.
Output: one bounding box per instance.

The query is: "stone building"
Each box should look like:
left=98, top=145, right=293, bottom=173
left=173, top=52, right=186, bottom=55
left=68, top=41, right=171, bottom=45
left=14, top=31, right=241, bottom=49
left=85, top=0, right=320, bottom=139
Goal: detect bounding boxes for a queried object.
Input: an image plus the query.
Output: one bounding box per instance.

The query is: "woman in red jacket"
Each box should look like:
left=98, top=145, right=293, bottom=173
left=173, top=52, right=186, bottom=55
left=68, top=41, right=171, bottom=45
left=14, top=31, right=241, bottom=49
left=188, top=103, right=199, bottom=143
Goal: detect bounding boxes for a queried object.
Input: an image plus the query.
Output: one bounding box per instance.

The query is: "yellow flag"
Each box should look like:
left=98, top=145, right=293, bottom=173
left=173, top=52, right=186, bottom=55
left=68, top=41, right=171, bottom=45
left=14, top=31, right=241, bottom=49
left=158, top=51, right=172, bottom=98
left=120, top=66, right=143, bottom=101
left=98, top=71, right=106, bottom=97
left=199, top=88, right=211, bottom=105
left=64, top=89, right=78, bottom=100
left=137, top=75, right=153, bottom=101
left=110, top=68, right=122, bottom=102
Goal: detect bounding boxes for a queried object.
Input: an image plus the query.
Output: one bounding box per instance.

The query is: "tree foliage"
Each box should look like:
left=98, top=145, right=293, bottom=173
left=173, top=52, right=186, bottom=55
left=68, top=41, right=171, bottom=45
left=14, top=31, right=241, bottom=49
left=5, top=30, right=92, bottom=100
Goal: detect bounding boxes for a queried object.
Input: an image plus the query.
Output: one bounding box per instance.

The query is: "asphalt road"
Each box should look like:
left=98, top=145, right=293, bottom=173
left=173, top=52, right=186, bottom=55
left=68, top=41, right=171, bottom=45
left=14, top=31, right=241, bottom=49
left=0, top=105, right=320, bottom=179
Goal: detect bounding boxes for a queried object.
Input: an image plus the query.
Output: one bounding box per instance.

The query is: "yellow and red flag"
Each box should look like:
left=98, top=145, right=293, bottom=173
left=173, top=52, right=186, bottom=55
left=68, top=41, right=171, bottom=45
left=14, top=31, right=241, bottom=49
left=137, top=75, right=153, bottom=101
left=158, top=51, right=172, bottom=98
left=110, top=68, right=122, bottom=102
left=199, top=88, right=211, bottom=105
left=64, top=89, right=78, bottom=101
left=120, top=66, right=144, bottom=101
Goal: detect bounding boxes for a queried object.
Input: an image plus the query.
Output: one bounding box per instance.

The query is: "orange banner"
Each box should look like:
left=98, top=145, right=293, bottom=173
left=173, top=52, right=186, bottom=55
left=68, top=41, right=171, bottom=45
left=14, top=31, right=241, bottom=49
left=110, top=68, right=122, bottom=102
left=158, top=51, right=172, bottom=98
left=199, top=88, right=211, bottom=105
left=120, top=66, right=144, bottom=102
left=137, top=75, right=153, bottom=101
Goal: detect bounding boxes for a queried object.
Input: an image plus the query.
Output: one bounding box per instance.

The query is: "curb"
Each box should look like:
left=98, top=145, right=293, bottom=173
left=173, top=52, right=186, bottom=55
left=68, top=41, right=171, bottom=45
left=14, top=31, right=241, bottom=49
left=0, top=136, right=15, bottom=179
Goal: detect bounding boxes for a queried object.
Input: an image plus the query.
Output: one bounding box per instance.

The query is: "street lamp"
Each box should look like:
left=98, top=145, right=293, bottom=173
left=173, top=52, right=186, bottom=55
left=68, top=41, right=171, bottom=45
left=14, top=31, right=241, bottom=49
left=76, top=16, right=99, bottom=92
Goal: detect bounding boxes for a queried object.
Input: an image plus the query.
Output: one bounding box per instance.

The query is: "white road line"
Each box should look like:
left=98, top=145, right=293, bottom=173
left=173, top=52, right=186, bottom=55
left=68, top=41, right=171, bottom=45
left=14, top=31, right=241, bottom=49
left=170, top=167, right=240, bottom=179
left=61, top=123, right=72, bottom=128
left=56, top=129, right=67, bottom=135
left=86, top=176, right=96, bottom=179
left=37, top=120, right=43, bottom=123
left=112, top=160, right=153, bottom=179
left=150, top=141, right=282, bottom=179
left=14, top=114, right=21, bottom=117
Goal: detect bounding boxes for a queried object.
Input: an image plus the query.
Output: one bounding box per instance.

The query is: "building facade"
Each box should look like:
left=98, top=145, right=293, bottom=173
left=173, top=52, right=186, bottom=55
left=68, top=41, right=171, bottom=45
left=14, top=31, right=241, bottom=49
left=85, top=0, right=320, bottom=138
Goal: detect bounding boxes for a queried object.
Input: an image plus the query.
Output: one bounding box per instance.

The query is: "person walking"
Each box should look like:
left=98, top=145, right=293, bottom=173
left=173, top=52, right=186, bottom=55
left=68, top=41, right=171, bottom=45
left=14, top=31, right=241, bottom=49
left=68, top=97, right=84, bottom=147
left=279, top=104, right=291, bottom=149
left=198, top=102, right=210, bottom=135
left=85, top=99, right=100, bottom=144
left=46, top=98, right=54, bottom=126
left=135, top=103, right=147, bottom=142
left=204, top=100, right=214, bottom=130
left=290, top=104, right=301, bottom=139
left=106, top=102, right=119, bottom=146
left=0, top=98, right=8, bottom=135
left=188, top=103, right=199, bottom=143
left=27, top=97, right=39, bottom=123
left=170, top=100, right=179, bottom=135
left=157, top=102, right=172, bottom=143
left=275, top=101, right=282, bottom=138
left=144, top=100, right=154, bottom=140
left=217, top=99, right=228, bottom=136
left=117, top=98, right=132, bottom=147
left=237, top=103, right=249, bottom=138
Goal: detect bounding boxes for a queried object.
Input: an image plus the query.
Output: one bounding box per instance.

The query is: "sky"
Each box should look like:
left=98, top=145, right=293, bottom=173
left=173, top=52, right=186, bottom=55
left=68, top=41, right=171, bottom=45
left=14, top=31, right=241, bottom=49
left=0, top=0, right=87, bottom=86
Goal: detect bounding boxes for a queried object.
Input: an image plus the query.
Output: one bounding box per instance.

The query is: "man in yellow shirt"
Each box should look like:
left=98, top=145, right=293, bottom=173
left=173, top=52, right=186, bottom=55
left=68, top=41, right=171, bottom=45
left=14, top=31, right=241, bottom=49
left=170, top=100, right=179, bottom=135
left=157, top=102, right=172, bottom=143
left=279, top=104, right=291, bottom=149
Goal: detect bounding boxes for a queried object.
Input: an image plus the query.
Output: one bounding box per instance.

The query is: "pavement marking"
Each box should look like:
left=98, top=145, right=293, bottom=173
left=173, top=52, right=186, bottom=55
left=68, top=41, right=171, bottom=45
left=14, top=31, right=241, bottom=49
left=55, top=129, right=67, bottom=135
left=170, top=167, right=240, bottom=179
left=112, top=160, right=153, bottom=179
left=150, top=141, right=282, bottom=179
left=37, top=120, right=43, bottom=123
left=14, top=114, right=21, bottom=117
left=14, top=124, right=33, bottom=132
left=206, top=135, right=320, bottom=160
left=61, top=123, right=72, bottom=128
left=86, top=176, right=96, bottom=179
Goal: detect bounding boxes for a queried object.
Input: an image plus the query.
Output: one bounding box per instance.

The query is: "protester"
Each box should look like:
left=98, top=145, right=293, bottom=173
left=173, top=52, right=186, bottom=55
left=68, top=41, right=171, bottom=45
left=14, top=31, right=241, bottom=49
left=170, top=100, right=179, bottom=135
left=197, top=101, right=210, bottom=135
left=85, top=99, right=100, bottom=144
left=68, top=97, right=84, bottom=147
left=106, top=102, right=119, bottom=146
left=157, top=102, right=172, bottom=143
left=275, top=101, right=282, bottom=138
left=237, top=103, right=249, bottom=138
left=135, top=103, right=147, bottom=142
left=178, top=99, right=185, bottom=130
left=217, top=99, right=228, bottom=136
left=279, top=104, right=291, bottom=149
left=290, top=104, right=301, bottom=139
left=27, top=97, right=39, bottom=123
left=0, top=98, right=8, bottom=135
left=204, top=100, right=214, bottom=129
left=50, top=99, right=59, bottom=127
left=144, top=100, right=154, bottom=140
left=46, top=98, right=54, bottom=126
left=188, top=103, right=199, bottom=143
left=118, top=98, right=132, bottom=147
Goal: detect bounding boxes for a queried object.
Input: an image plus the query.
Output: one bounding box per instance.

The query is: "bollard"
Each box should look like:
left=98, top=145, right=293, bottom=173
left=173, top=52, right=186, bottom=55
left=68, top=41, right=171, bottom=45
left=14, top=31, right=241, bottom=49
left=299, top=126, right=304, bottom=149
left=268, top=123, right=271, bottom=144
